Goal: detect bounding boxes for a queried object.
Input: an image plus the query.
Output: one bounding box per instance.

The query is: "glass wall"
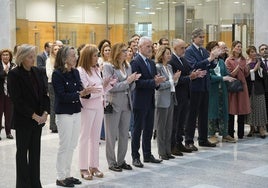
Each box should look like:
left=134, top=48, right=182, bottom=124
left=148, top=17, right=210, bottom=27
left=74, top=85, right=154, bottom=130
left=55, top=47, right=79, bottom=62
left=16, top=0, right=254, bottom=52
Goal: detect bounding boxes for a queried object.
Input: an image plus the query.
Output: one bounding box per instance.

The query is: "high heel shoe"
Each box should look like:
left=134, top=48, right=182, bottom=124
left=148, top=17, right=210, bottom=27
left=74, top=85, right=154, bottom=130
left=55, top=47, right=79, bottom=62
left=247, top=126, right=255, bottom=137
left=80, top=170, right=93, bottom=180
left=89, top=168, right=103, bottom=178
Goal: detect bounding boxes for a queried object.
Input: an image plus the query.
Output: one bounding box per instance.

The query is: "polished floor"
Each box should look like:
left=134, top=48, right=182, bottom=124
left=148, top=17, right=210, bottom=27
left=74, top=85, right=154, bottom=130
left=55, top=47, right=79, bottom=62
left=0, top=122, right=268, bottom=188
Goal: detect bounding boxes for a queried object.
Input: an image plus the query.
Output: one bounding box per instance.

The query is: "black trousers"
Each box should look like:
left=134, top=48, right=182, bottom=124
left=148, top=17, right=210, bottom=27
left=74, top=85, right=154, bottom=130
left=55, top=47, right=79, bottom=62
left=131, top=107, right=154, bottom=160
left=228, top=114, right=245, bottom=138
left=185, top=91, right=209, bottom=144
left=16, top=125, right=42, bottom=188
left=171, top=98, right=189, bottom=149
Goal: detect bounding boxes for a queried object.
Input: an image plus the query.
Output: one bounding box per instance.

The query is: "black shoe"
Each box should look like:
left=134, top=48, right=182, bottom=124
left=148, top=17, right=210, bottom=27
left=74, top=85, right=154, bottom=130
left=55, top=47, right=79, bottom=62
left=199, top=140, right=216, bottom=147
left=51, top=130, right=58, bottom=133
left=66, top=177, right=81, bottom=185
left=171, top=147, right=183, bottom=156
left=56, top=179, right=74, bottom=187
left=6, top=134, right=14, bottom=139
left=119, top=162, right=132, bottom=170
left=0, top=136, right=2, bottom=140
left=159, top=155, right=169, bottom=160
left=185, top=143, right=198, bottom=151
left=177, top=143, right=192, bottom=153
left=167, top=154, right=175, bottom=159
left=144, top=155, right=162, bottom=163
left=132, top=158, right=144, bottom=168
left=109, top=165, right=122, bottom=172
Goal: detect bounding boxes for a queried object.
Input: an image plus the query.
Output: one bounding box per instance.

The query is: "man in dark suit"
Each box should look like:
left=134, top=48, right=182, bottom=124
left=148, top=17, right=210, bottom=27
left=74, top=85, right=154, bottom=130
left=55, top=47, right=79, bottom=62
left=37, top=42, right=51, bottom=69
left=37, top=42, right=51, bottom=89
left=169, top=39, right=206, bottom=155
left=131, top=36, right=165, bottom=168
left=184, top=28, right=220, bottom=151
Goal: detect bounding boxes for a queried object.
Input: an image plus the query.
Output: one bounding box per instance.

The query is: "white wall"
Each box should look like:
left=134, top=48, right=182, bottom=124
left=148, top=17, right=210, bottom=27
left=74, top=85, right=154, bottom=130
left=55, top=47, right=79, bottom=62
left=0, top=0, right=16, bottom=49
left=255, top=0, right=268, bottom=47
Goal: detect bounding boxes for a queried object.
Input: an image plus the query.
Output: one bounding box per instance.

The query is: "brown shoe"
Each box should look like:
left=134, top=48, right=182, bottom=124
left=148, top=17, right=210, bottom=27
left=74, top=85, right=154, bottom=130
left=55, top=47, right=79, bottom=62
left=185, top=143, right=198, bottom=151
left=80, top=170, right=92, bottom=180
left=89, top=168, right=103, bottom=178
left=171, top=147, right=183, bottom=156
left=259, top=126, right=266, bottom=139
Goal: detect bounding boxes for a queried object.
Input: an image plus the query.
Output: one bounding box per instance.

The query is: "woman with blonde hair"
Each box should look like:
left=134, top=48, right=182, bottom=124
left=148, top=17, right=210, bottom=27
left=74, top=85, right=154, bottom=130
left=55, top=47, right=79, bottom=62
left=77, top=44, right=116, bottom=180
left=103, top=43, right=140, bottom=172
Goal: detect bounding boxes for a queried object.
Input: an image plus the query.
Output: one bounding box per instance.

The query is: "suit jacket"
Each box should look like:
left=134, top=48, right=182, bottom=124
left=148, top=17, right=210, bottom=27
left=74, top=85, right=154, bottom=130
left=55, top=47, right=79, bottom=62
left=52, top=68, right=84, bottom=114
left=168, top=54, right=192, bottom=101
left=103, top=63, right=135, bottom=112
left=0, top=61, right=16, bottom=95
left=184, top=44, right=217, bottom=91
left=7, top=66, right=50, bottom=129
left=36, top=52, right=47, bottom=69
left=77, top=66, right=108, bottom=110
left=131, top=54, right=158, bottom=109
left=155, top=63, right=177, bottom=108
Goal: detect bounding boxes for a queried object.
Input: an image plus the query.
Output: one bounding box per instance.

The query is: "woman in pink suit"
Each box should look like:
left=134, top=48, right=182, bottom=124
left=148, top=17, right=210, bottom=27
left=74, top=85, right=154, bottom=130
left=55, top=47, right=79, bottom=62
left=77, top=44, right=115, bottom=180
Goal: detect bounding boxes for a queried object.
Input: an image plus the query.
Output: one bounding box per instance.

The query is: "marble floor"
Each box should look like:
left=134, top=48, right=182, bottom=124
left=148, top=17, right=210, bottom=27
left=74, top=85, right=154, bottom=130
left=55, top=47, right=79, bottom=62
left=0, top=124, right=268, bottom=188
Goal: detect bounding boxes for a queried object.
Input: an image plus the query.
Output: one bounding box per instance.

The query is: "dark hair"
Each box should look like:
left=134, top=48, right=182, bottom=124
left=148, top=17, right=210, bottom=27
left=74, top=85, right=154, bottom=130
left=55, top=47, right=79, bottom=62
left=206, top=41, right=218, bottom=52
left=97, top=39, right=111, bottom=52
left=158, top=38, right=169, bottom=45
left=54, top=46, right=75, bottom=72
left=44, top=42, right=50, bottom=48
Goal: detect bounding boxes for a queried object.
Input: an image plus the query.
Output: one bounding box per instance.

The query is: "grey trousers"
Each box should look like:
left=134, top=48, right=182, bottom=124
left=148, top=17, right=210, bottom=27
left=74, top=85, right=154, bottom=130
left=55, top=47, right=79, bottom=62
left=155, top=103, right=174, bottom=156
left=104, top=109, right=131, bottom=167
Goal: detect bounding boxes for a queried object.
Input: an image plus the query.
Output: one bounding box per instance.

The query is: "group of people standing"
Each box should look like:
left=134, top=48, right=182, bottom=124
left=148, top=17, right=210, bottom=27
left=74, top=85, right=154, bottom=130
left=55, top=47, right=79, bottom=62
left=2, top=27, right=268, bottom=188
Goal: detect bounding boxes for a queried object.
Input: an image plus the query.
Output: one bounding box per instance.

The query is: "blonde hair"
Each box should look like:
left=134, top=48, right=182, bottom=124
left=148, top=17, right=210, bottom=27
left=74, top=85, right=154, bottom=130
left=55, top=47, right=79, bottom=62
left=78, top=44, right=99, bottom=75
left=110, top=43, right=129, bottom=69
left=15, top=44, right=36, bottom=66
left=155, top=45, right=171, bottom=63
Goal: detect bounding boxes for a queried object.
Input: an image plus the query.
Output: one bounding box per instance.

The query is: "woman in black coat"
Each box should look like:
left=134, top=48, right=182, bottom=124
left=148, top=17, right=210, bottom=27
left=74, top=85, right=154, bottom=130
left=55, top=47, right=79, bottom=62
left=8, top=44, right=50, bottom=188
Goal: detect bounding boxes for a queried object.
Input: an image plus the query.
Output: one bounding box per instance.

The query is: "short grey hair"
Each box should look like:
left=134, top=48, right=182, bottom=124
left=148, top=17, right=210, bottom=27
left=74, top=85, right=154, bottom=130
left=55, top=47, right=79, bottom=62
left=138, top=36, right=152, bottom=48
left=191, top=28, right=204, bottom=41
left=15, top=44, right=36, bottom=66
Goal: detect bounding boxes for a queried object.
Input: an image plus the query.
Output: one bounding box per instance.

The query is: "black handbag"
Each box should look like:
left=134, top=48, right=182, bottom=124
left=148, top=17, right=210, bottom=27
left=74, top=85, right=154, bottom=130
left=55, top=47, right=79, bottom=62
left=104, top=102, right=113, bottom=114
left=227, top=79, right=243, bottom=92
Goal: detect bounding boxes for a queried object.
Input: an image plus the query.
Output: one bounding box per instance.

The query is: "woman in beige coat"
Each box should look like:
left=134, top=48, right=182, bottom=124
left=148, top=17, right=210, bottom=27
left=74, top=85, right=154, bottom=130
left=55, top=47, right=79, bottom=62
left=225, top=41, right=250, bottom=139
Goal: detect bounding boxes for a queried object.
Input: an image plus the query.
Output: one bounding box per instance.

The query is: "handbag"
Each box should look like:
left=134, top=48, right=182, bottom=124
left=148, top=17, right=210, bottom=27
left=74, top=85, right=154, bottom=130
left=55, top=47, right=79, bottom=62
left=104, top=95, right=113, bottom=114
left=227, top=79, right=243, bottom=92
left=104, top=102, right=113, bottom=114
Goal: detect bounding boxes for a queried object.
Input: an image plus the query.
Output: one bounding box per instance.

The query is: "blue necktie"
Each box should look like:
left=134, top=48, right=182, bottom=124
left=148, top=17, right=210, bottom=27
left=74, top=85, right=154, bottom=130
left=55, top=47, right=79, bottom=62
left=145, top=58, right=151, bottom=73
left=198, top=48, right=203, bottom=57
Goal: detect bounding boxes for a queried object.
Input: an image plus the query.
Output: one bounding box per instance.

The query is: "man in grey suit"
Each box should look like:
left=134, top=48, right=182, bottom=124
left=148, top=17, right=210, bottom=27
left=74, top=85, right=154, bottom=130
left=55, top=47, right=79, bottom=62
left=37, top=42, right=51, bottom=69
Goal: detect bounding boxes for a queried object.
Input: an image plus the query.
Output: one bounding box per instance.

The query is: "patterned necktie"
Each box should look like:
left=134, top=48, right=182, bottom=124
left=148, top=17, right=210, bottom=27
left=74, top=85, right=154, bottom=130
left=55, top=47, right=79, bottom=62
left=198, top=48, right=203, bottom=57
left=145, top=58, right=151, bottom=73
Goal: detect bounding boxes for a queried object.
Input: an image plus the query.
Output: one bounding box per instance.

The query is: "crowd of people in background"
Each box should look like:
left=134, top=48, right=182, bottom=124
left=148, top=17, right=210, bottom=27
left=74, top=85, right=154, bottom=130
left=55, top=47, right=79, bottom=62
left=1, top=28, right=268, bottom=187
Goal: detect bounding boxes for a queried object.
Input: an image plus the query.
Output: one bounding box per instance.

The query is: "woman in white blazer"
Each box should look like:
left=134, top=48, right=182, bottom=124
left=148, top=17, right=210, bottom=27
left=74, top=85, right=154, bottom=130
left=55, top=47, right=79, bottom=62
left=154, top=45, right=181, bottom=160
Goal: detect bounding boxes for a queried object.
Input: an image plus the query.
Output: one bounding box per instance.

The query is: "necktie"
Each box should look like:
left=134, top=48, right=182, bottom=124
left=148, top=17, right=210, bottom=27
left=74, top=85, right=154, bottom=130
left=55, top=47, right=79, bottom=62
left=145, top=58, right=151, bottom=73
left=264, top=59, right=268, bottom=70
left=198, top=48, right=203, bottom=57
left=178, top=57, right=183, bottom=66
